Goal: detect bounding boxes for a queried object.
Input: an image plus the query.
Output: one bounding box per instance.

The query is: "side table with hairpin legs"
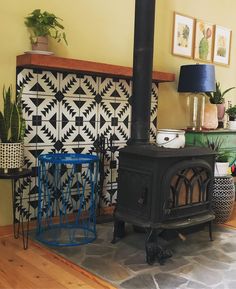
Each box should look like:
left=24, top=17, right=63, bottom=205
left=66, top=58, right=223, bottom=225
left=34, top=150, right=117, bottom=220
left=0, top=169, right=31, bottom=249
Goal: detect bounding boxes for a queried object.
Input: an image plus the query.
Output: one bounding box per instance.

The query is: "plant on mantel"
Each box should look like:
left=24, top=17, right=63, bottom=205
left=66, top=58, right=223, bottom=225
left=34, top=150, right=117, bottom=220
left=0, top=86, right=25, bottom=173
left=25, top=9, right=68, bottom=52
left=205, top=82, right=235, bottom=128
left=205, top=82, right=235, bottom=104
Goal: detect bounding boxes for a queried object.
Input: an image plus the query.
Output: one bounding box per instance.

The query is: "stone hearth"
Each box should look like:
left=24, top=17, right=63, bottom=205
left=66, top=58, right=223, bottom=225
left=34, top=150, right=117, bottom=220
left=42, top=223, right=236, bottom=289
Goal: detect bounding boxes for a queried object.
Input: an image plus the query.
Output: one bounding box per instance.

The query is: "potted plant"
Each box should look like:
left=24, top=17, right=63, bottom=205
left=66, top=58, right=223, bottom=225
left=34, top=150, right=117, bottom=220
left=25, top=9, right=68, bottom=52
left=205, top=82, right=235, bottom=128
left=226, top=105, right=236, bottom=130
left=205, top=137, right=231, bottom=176
left=0, top=86, right=25, bottom=173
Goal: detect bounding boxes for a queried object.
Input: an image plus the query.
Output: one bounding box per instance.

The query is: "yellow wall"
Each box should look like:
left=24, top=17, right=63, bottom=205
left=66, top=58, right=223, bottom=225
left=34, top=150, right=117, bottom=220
left=0, top=0, right=236, bottom=225
left=156, top=0, right=236, bottom=129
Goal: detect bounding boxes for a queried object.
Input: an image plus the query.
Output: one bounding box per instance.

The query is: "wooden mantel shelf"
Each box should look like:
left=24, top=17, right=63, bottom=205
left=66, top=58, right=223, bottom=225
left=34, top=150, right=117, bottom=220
left=17, top=54, right=175, bottom=83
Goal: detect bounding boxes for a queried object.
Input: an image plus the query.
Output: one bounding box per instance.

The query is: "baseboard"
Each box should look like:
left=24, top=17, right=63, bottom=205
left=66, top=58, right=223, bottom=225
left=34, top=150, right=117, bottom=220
left=0, top=224, right=13, bottom=237
left=0, top=206, right=115, bottom=237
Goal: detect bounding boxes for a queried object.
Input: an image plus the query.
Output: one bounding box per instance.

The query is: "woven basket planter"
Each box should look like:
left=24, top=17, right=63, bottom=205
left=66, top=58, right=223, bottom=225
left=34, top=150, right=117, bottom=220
left=212, top=176, right=235, bottom=223
left=0, top=143, right=24, bottom=173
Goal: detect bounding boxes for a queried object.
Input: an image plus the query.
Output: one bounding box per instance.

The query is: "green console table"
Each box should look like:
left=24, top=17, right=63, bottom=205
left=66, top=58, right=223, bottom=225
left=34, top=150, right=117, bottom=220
left=185, top=129, right=236, bottom=175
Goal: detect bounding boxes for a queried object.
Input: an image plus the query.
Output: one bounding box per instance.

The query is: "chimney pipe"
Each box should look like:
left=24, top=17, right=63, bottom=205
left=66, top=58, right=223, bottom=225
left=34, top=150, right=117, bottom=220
left=129, top=0, right=156, bottom=144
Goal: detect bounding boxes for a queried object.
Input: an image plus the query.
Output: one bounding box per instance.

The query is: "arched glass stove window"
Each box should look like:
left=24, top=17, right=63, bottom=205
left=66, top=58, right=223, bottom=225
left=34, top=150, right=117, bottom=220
left=162, top=160, right=213, bottom=220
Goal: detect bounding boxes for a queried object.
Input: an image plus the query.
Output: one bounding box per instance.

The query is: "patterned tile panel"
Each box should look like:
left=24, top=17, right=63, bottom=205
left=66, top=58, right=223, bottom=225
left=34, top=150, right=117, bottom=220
left=17, top=68, right=158, bottom=221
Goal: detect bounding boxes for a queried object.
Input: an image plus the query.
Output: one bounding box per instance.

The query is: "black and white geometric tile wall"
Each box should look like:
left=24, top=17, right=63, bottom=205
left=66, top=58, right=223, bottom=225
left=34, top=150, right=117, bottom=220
left=16, top=67, right=158, bottom=221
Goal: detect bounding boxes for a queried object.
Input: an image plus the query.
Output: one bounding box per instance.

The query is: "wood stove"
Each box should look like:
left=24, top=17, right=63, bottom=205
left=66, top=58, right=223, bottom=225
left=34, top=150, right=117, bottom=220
left=112, top=0, right=216, bottom=265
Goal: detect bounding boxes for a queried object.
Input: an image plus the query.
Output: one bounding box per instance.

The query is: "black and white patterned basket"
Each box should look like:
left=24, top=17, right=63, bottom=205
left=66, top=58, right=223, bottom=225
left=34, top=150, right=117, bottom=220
left=0, top=143, right=24, bottom=173
left=212, top=175, right=235, bottom=223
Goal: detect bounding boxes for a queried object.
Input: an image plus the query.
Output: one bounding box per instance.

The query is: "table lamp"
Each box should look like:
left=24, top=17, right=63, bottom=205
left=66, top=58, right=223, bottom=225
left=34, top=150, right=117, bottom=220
left=178, top=64, right=216, bottom=130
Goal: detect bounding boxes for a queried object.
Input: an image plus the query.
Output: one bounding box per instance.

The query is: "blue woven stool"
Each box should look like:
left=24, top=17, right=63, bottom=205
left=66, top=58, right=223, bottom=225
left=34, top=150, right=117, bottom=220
left=37, top=153, right=99, bottom=246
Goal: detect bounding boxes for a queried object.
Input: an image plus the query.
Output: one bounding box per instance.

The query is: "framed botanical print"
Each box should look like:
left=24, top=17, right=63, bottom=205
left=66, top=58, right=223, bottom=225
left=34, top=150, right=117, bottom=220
left=172, top=12, right=195, bottom=58
left=213, top=25, right=232, bottom=66
left=194, top=20, right=214, bottom=62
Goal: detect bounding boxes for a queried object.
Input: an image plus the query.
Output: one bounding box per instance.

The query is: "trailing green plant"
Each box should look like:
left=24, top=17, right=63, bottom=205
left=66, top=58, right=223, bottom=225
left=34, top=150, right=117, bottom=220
left=226, top=105, right=236, bottom=118
left=25, top=9, right=67, bottom=45
left=205, top=82, right=235, bottom=104
left=0, top=86, right=25, bottom=143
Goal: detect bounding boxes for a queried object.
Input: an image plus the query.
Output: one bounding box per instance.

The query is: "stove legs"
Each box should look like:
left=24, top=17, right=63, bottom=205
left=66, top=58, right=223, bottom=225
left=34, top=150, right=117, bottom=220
left=145, top=228, right=172, bottom=265
left=111, top=221, right=172, bottom=265
left=208, top=220, right=213, bottom=241
left=111, top=220, right=125, bottom=243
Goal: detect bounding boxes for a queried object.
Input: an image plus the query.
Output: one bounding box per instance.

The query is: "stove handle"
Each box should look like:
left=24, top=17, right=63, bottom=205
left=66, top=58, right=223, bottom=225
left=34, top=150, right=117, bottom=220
left=138, top=187, right=148, bottom=206
left=163, top=199, right=172, bottom=215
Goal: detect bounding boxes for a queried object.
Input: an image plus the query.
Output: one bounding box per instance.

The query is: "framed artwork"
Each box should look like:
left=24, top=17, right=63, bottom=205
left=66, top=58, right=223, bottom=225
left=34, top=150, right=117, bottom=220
left=194, top=20, right=214, bottom=62
left=213, top=25, right=232, bottom=66
left=172, top=12, right=195, bottom=58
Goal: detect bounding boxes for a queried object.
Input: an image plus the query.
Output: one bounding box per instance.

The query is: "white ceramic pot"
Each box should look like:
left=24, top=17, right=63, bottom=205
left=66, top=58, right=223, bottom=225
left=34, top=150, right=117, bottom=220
left=228, top=121, right=236, bottom=130
left=156, top=129, right=185, bottom=149
left=214, top=162, right=229, bottom=177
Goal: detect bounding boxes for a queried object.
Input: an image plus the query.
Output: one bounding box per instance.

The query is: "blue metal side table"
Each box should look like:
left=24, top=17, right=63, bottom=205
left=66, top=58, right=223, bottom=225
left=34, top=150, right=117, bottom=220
left=0, top=169, right=32, bottom=249
left=37, top=153, right=99, bottom=246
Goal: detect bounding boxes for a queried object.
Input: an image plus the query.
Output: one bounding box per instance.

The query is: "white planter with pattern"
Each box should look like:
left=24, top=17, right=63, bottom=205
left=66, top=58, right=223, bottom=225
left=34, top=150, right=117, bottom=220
left=0, top=143, right=24, bottom=173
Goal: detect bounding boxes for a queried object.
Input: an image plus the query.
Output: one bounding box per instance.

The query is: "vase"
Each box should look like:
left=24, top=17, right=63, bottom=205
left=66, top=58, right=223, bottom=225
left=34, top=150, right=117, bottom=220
left=202, top=103, right=218, bottom=130
left=216, top=103, right=225, bottom=128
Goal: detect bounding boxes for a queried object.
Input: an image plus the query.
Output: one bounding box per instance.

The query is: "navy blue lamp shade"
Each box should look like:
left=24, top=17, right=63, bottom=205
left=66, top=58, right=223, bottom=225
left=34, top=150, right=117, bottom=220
left=178, top=64, right=216, bottom=93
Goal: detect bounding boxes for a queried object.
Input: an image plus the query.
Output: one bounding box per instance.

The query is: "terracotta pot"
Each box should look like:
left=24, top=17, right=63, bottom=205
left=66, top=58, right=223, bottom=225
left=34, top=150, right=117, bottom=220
left=203, top=103, right=218, bottom=130
left=216, top=103, right=225, bottom=128
left=216, top=103, right=225, bottom=121
left=32, top=36, right=48, bottom=51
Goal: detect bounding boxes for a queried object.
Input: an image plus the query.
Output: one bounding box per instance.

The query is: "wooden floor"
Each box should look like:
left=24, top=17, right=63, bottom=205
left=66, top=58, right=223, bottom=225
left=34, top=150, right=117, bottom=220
left=1, top=203, right=235, bottom=289
left=0, top=235, right=116, bottom=289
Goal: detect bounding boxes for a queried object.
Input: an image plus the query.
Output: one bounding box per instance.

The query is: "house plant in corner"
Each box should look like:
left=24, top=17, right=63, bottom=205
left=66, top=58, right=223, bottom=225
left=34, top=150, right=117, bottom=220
left=25, top=9, right=67, bottom=53
left=0, top=86, right=25, bottom=173
left=205, top=82, right=235, bottom=128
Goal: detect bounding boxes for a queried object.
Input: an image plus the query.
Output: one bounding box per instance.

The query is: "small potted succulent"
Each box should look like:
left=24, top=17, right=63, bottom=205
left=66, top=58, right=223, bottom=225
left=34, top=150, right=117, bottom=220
left=0, top=86, right=25, bottom=173
left=25, top=9, right=68, bottom=52
left=226, top=105, right=236, bottom=130
left=205, top=82, right=235, bottom=128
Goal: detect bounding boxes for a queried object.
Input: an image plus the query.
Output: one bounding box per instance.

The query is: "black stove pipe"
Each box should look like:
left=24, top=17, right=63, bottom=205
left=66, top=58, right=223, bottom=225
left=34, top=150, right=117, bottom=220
left=129, top=0, right=156, bottom=145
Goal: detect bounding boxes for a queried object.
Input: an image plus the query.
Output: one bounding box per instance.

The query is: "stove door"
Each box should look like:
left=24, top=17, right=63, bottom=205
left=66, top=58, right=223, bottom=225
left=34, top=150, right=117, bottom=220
left=161, top=159, right=213, bottom=221
left=116, top=167, right=153, bottom=224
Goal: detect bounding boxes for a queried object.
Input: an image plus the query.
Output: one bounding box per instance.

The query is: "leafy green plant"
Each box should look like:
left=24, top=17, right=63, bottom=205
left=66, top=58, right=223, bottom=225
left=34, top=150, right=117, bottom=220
left=216, top=150, right=232, bottom=162
left=0, top=86, right=25, bottom=143
left=205, top=82, right=235, bottom=104
left=25, top=9, right=67, bottom=45
left=226, top=105, right=236, bottom=118
left=204, top=136, right=232, bottom=162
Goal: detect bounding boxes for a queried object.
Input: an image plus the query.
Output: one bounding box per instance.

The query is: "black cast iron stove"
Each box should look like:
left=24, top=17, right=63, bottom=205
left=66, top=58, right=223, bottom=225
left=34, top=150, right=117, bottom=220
left=112, top=0, right=216, bottom=265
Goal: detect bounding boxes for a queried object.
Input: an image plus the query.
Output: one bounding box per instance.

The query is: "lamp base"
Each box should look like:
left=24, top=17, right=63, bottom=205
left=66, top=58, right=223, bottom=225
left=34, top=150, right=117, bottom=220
left=186, top=126, right=203, bottom=132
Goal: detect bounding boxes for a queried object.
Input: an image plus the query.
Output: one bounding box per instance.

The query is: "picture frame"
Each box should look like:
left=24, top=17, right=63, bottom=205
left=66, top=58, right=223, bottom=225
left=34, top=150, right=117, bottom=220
left=194, top=19, right=214, bottom=63
left=172, top=12, right=195, bottom=58
left=213, top=25, right=232, bottom=66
